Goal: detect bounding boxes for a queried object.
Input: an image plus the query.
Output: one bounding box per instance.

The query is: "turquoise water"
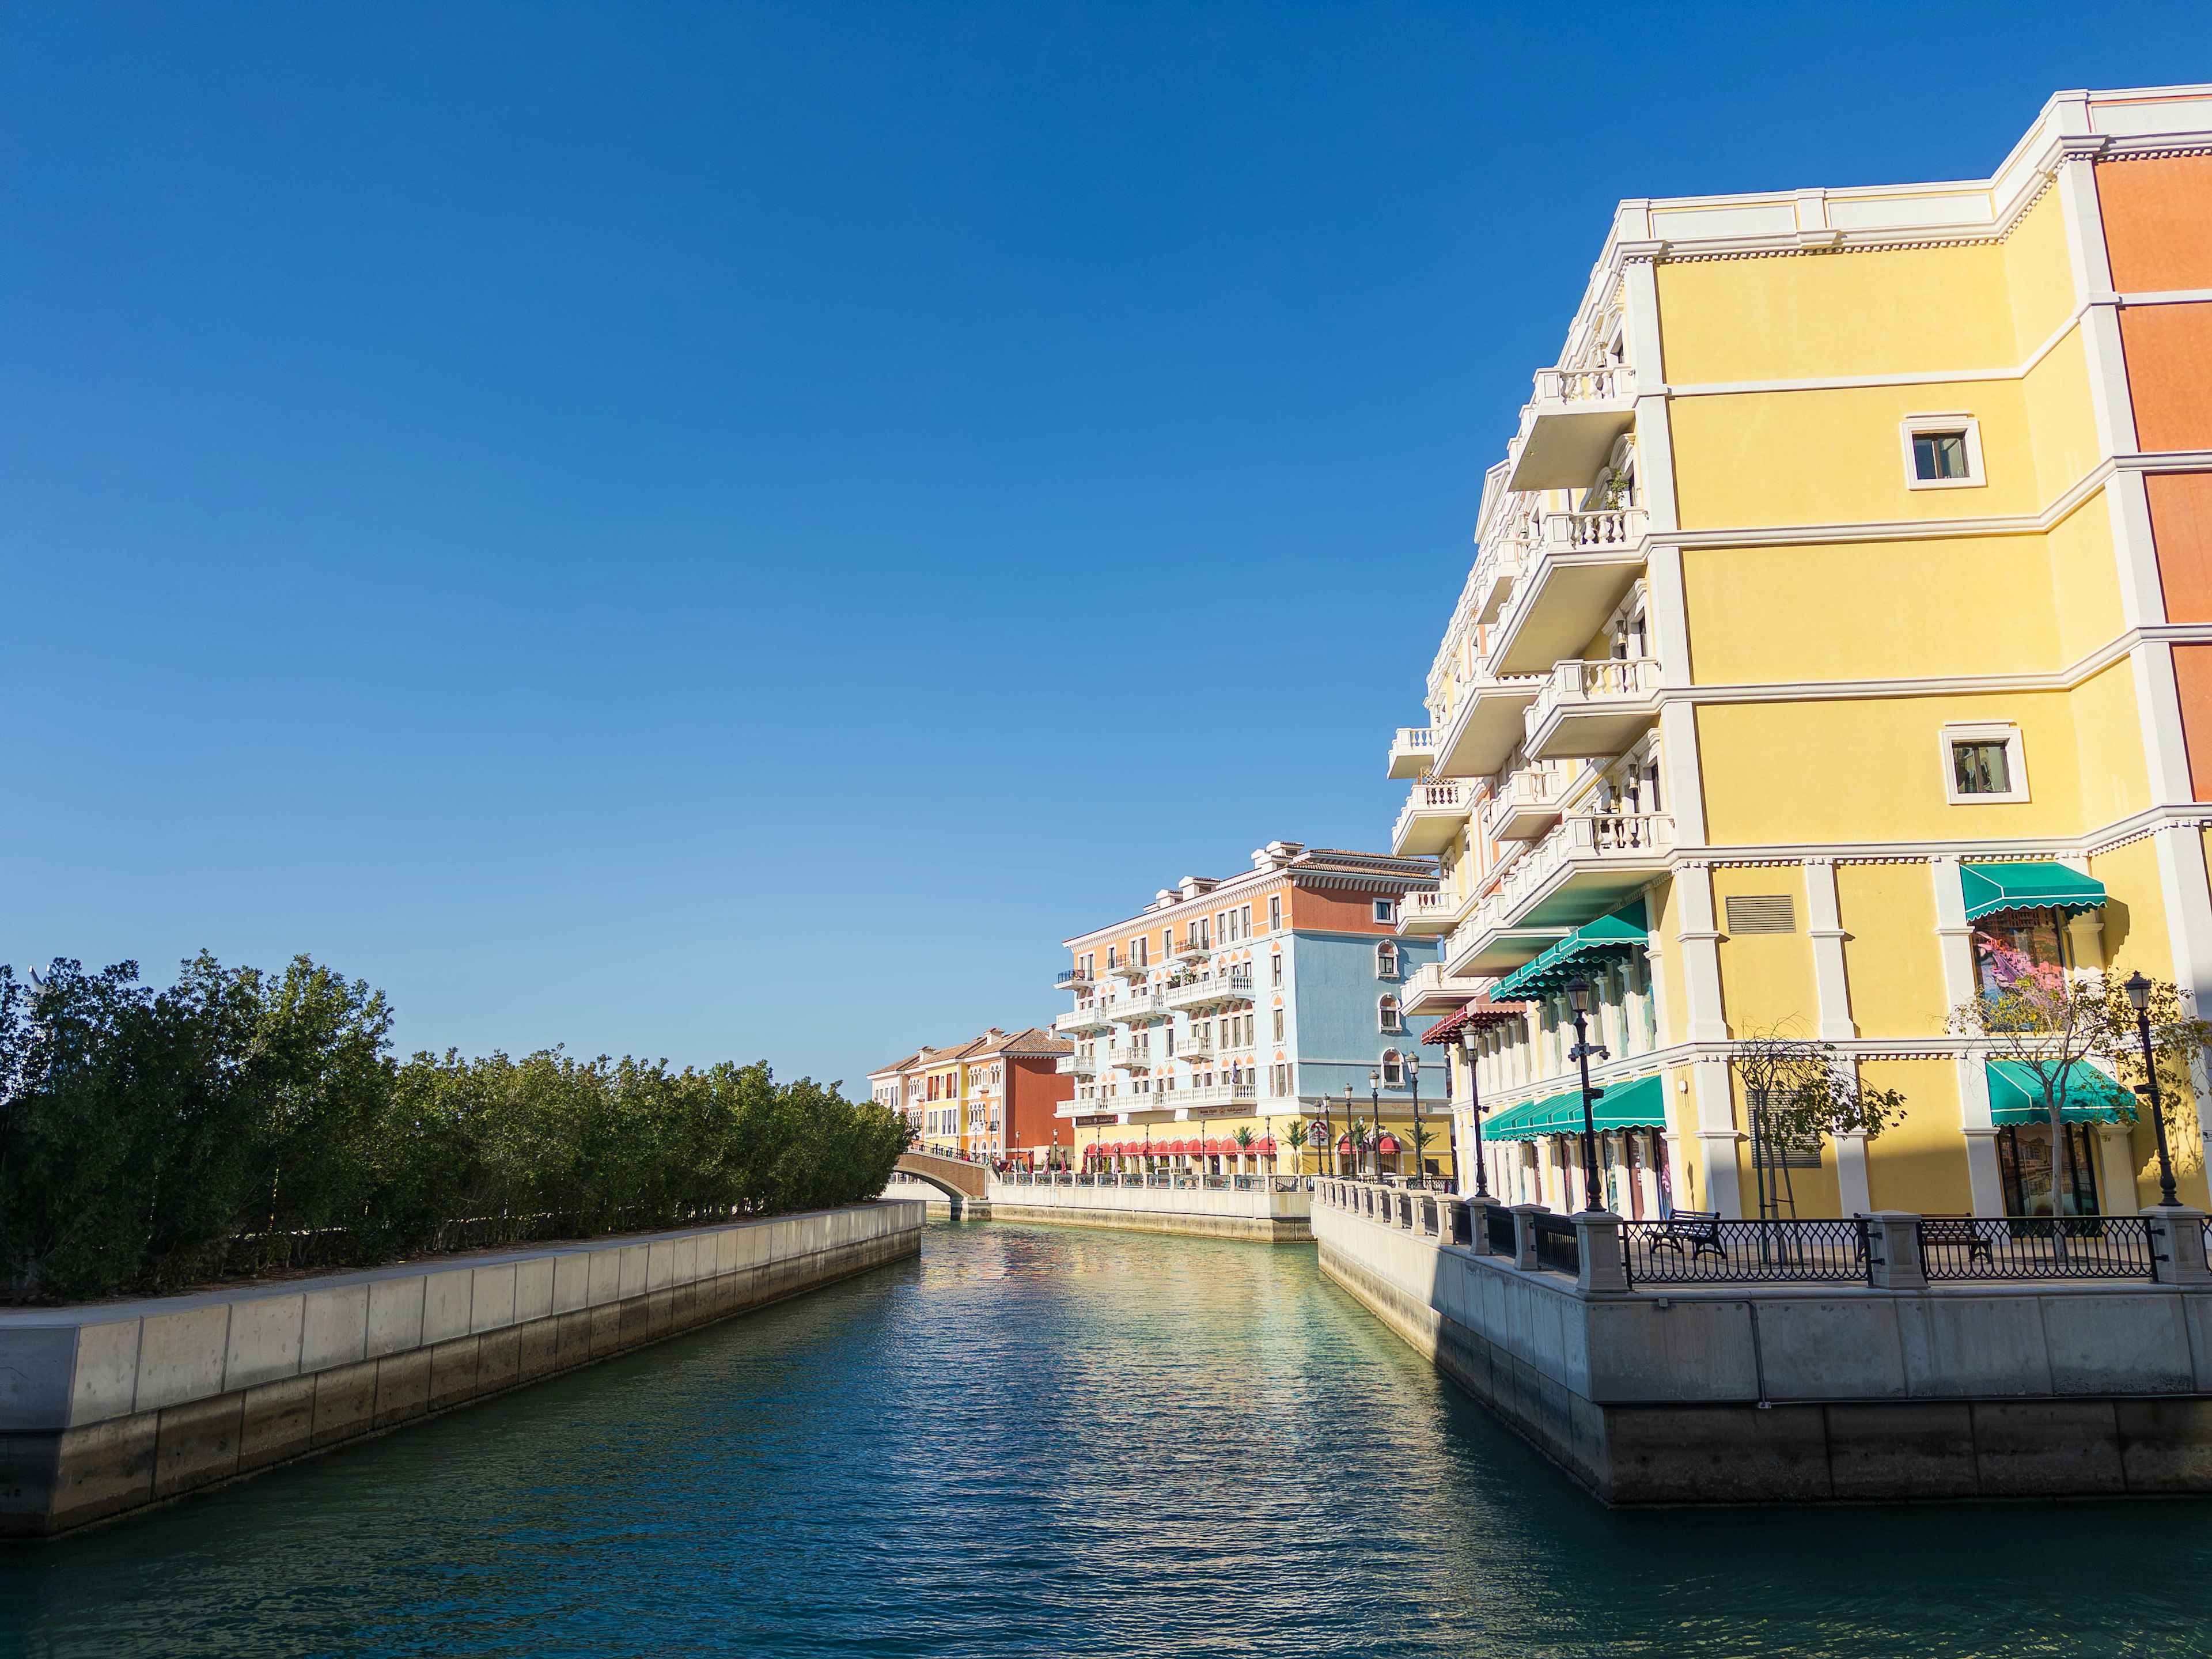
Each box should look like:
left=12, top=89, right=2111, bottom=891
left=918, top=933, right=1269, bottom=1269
left=5, top=1218, right=2212, bottom=1657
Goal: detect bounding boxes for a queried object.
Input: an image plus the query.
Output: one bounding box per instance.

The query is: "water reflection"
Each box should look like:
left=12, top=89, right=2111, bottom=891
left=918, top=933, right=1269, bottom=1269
left=4, top=1219, right=2211, bottom=1657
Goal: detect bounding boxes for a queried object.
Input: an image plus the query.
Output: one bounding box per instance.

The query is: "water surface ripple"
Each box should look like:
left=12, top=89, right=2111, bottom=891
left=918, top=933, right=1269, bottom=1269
left=5, top=1219, right=2211, bottom=1657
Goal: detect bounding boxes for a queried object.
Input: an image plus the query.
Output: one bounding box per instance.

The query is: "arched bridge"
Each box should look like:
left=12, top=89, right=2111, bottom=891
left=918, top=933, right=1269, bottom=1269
left=888, top=1150, right=992, bottom=1218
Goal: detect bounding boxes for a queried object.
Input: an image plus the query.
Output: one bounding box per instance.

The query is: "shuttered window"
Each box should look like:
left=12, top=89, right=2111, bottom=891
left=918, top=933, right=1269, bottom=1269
left=1724, top=895, right=1796, bottom=934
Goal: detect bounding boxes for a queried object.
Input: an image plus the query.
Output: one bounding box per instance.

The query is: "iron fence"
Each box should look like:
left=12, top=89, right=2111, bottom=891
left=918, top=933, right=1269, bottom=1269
left=1483, top=1205, right=1518, bottom=1257
left=1530, top=1213, right=1580, bottom=1277
left=1918, top=1215, right=2155, bottom=1281
left=1622, top=1218, right=1870, bottom=1286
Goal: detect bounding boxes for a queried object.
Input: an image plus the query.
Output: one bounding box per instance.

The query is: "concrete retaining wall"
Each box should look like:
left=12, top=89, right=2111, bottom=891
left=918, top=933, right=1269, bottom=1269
left=0, top=1200, right=925, bottom=1537
left=986, top=1179, right=1310, bottom=1242
left=1314, top=1192, right=2212, bottom=1503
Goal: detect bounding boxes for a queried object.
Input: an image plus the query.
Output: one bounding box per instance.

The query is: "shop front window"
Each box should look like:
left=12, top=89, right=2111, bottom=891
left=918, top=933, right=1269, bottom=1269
left=1997, top=1123, right=2100, bottom=1219
left=1972, top=907, right=2071, bottom=997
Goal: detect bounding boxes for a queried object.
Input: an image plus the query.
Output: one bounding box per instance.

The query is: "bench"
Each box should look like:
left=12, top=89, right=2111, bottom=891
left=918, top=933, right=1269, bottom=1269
left=1918, top=1215, right=1993, bottom=1264
left=1647, top=1209, right=1725, bottom=1260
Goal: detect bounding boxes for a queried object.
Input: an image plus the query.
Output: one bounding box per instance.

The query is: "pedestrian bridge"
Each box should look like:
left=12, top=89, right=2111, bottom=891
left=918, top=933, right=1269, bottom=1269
left=889, top=1150, right=991, bottom=1217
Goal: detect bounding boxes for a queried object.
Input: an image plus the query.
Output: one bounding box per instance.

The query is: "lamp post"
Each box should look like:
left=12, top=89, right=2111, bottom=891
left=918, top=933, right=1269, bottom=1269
left=1368, top=1069, right=1382, bottom=1182
left=2124, top=972, right=2183, bottom=1207
left=1343, top=1083, right=1356, bottom=1179
left=1563, top=978, right=1608, bottom=1214
left=1461, top=1029, right=1490, bottom=1200
left=1407, top=1055, right=1422, bottom=1186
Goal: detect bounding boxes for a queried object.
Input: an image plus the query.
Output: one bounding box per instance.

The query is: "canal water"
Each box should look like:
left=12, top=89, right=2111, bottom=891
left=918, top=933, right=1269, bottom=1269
left=5, top=1219, right=2212, bottom=1657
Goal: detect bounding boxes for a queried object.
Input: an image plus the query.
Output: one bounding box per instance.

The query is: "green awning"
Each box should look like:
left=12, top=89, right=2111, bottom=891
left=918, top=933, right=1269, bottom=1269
left=1480, top=1073, right=1669, bottom=1141
left=1986, top=1059, right=2134, bottom=1125
left=1960, top=862, right=2105, bottom=923
left=1492, top=901, right=1649, bottom=999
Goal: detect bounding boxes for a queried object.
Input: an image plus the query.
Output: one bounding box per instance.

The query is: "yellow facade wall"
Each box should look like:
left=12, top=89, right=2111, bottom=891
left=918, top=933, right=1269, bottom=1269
left=1710, top=865, right=1818, bottom=1036
left=2044, top=493, right=2125, bottom=664
left=2068, top=661, right=2153, bottom=825
left=2020, top=328, right=2100, bottom=503
left=1671, top=380, right=2042, bottom=529
left=1859, top=1058, right=1972, bottom=1213
left=1657, top=243, right=2020, bottom=384
left=2088, top=834, right=2176, bottom=982
left=1698, top=692, right=2090, bottom=846
left=1683, top=536, right=2062, bottom=683
left=1654, top=192, right=2071, bottom=384
left=1652, top=876, right=1688, bottom=1048
left=1836, top=862, right=1950, bottom=1038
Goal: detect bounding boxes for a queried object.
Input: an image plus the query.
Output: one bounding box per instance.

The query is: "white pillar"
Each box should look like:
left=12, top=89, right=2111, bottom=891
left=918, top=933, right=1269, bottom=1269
left=1932, top=855, right=2005, bottom=1213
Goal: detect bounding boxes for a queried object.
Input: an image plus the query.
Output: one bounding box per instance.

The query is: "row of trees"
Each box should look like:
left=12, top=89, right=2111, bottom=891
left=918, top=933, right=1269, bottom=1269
left=0, top=954, right=911, bottom=1304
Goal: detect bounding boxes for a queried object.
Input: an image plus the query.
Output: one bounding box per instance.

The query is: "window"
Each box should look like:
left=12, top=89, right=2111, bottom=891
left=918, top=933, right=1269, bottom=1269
left=1378, top=995, right=1403, bottom=1034
left=1376, top=942, right=1400, bottom=979
left=1273, top=1009, right=1285, bottom=1041
left=1271, top=953, right=1283, bottom=987
left=1268, top=895, right=1282, bottom=931
left=1373, top=899, right=1396, bottom=924
left=1381, top=1047, right=1404, bottom=1085
left=1941, top=722, right=2028, bottom=804
left=1079, top=953, right=1093, bottom=976
left=1135, top=937, right=1148, bottom=966
left=1106, top=947, right=1118, bottom=969
left=1973, top=907, right=2074, bottom=996
left=1900, top=414, right=1984, bottom=490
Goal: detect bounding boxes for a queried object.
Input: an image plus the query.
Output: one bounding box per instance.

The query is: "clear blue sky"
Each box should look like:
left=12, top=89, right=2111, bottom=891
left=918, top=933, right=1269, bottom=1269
left=3, top=3, right=2206, bottom=1090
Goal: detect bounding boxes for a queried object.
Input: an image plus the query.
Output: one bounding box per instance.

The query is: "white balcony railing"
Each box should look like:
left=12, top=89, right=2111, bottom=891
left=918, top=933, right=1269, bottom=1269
left=1391, top=778, right=1471, bottom=857
left=1386, top=725, right=1437, bottom=780
left=1533, top=363, right=1635, bottom=404
left=1179, top=1081, right=1259, bottom=1111
left=1056, top=1055, right=1099, bottom=1077
left=1397, top=887, right=1463, bottom=934
left=1107, top=1045, right=1155, bottom=1071
left=1116, top=991, right=1170, bottom=1024
left=1482, top=766, right=1567, bottom=840
left=1055, top=1003, right=1113, bottom=1034
left=1527, top=657, right=1661, bottom=732
left=1164, top=971, right=1254, bottom=1012
left=1524, top=657, right=1662, bottom=760
left=1541, top=504, right=1647, bottom=553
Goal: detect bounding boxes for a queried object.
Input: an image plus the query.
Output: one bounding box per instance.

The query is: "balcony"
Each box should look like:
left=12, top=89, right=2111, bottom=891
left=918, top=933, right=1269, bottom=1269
left=1385, top=726, right=1437, bottom=781
left=1175, top=935, right=1211, bottom=962
left=1469, top=537, right=1529, bottom=624
left=1483, top=766, right=1568, bottom=840
left=1391, top=779, right=1471, bottom=857
left=1116, top=991, right=1171, bottom=1025
left=1430, top=669, right=1546, bottom=779
left=1177, top=1081, right=1259, bottom=1112
left=1443, top=811, right=1674, bottom=976
left=1164, top=972, right=1254, bottom=1013
left=1055, top=1003, right=1113, bottom=1035
left=1506, top=365, right=1638, bottom=493
left=1397, top=885, right=1471, bottom=937
left=1109, top=957, right=1152, bottom=980
left=1179, top=1035, right=1215, bottom=1062
left=1107, top=1044, right=1156, bottom=1071
left=1056, top=1054, right=1099, bottom=1077
left=1054, top=968, right=1094, bottom=993
left=1489, top=507, right=1650, bottom=676
left=1401, top=961, right=1474, bottom=1018
left=1523, top=658, right=1661, bottom=760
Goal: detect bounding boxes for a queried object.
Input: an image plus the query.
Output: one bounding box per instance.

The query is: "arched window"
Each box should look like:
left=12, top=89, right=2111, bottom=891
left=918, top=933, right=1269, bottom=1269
left=1381, top=1047, right=1405, bottom=1086
left=1376, top=942, right=1399, bottom=979
left=1378, top=994, right=1403, bottom=1035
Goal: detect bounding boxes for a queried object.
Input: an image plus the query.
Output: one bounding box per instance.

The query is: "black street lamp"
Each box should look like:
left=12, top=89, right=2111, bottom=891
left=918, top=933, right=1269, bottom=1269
left=2124, top=972, right=2183, bottom=1207
left=1343, top=1082, right=1356, bottom=1178
left=1407, top=1055, right=1422, bottom=1185
left=1563, top=978, right=1608, bottom=1214
left=1461, top=1028, right=1490, bottom=1200
left=1369, top=1069, right=1382, bottom=1182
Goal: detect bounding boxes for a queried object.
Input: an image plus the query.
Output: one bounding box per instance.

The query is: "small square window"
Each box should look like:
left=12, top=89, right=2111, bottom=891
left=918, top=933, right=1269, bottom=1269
left=1901, top=415, right=1985, bottom=491
left=1914, top=431, right=1969, bottom=481
left=1952, top=741, right=2010, bottom=796
left=1940, top=722, right=2028, bottom=804
left=1373, top=899, right=1395, bottom=923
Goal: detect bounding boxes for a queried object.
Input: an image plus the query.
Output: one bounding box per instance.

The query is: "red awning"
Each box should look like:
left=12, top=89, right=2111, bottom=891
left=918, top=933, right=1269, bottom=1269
left=1423, top=998, right=1529, bottom=1045
left=1336, top=1134, right=1355, bottom=1154
left=1377, top=1132, right=1402, bottom=1154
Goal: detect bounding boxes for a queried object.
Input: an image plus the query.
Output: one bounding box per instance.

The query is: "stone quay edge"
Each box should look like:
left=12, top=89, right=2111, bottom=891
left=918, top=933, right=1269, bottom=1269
left=0, top=1199, right=925, bottom=1537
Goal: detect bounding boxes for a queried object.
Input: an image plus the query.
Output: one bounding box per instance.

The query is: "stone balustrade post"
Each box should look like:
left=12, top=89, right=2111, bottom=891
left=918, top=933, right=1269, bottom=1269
left=1573, top=1211, right=1628, bottom=1294
left=1863, top=1212, right=1927, bottom=1290
left=1465, top=1197, right=1499, bottom=1252
left=1509, top=1204, right=1546, bottom=1271
left=2147, top=1207, right=2212, bottom=1284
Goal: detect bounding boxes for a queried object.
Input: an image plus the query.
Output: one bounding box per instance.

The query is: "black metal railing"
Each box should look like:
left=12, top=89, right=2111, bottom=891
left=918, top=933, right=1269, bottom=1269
left=1918, top=1215, right=2155, bottom=1281
left=1622, top=1218, right=1870, bottom=1286
left=1530, top=1213, right=1580, bottom=1277
left=1484, top=1205, right=1518, bottom=1257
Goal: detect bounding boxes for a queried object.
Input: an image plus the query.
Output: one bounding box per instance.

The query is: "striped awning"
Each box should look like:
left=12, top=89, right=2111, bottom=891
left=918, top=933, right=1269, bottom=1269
left=1480, top=1073, right=1669, bottom=1142
left=1960, top=862, right=2105, bottom=922
left=1423, top=998, right=1530, bottom=1045
left=1491, top=903, right=1649, bottom=999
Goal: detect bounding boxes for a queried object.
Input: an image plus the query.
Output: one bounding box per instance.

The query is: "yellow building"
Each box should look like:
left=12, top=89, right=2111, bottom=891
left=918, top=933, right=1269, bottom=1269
left=1392, top=85, right=2212, bottom=1222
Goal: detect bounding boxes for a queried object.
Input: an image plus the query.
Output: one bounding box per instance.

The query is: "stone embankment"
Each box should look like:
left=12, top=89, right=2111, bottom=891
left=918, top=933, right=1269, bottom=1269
left=987, top=1172, right=1312, bottom=1242
left=0, top=1199, right=925, bottom=1537
left=1314, top=1179, right=2212, bottom=1504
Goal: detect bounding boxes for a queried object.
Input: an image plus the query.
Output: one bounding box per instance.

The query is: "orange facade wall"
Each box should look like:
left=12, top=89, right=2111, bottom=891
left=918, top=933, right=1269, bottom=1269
left=2170, top=643, right=2212, bottom=802
left=2097, top=156, right=2212, bottom=293
left=1006, top=1053, right=1074, bottom=1154
left=2149, top=473, right=2212, bottom=623
left=2120, top=303, right=2212, bottom=453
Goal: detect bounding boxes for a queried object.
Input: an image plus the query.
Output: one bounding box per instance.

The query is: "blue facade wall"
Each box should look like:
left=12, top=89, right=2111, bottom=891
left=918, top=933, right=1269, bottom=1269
left=1287, top=930, right=1439, bottom=1107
